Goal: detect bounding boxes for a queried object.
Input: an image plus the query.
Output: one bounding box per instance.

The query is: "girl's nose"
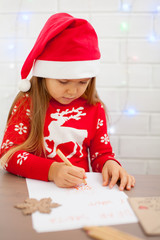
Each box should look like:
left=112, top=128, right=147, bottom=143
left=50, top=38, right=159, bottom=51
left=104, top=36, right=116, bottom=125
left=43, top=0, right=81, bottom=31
left=67, top=87, right=77, bottom=96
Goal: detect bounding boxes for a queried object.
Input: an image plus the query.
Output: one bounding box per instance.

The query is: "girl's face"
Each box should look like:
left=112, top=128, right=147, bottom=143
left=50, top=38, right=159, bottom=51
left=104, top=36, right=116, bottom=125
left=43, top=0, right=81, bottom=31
left=45, top=78, right=91, bottom=105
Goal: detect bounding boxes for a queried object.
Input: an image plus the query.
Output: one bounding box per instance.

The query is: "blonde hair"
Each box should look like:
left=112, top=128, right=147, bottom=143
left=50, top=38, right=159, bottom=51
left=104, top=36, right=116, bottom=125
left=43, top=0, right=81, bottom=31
left=1, top=76, right=105, bottom=166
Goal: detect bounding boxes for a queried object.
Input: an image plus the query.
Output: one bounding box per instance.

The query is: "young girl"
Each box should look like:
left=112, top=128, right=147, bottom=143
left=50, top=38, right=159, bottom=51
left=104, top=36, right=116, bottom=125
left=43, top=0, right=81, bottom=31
left=0, top=13, right=135, bottom=190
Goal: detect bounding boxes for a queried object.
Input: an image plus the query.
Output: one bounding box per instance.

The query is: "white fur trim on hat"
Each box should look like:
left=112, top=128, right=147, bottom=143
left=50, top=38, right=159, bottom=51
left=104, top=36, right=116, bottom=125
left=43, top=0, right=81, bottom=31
left=33, top=60, right=100, bottom=79
left=18, top=79, right=31, bottom=92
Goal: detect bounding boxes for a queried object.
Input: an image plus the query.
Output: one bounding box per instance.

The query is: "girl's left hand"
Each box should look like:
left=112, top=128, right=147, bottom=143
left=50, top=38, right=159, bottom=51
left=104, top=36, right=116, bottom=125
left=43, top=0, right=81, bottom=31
left=102, top=160, right=135, bottom=191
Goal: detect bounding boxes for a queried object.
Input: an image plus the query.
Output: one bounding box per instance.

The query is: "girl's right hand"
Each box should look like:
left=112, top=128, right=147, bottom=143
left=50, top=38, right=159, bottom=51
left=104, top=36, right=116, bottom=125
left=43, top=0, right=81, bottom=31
left=48, top=162, right=86, bottom=188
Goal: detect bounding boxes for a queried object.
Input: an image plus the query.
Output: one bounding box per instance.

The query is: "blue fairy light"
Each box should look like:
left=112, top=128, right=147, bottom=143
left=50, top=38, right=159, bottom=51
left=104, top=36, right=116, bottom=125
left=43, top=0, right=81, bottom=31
left=108, top=127, right=115, bottom=134
left=121, top=3, right=131, bottom=12
left=19, top=12, right=30, bottom=22
left=124, top=108, right=137, bottom=116
left=148, top=34, right=157, bottom=43
left=22, top=14, right=29, bottom=21
left=157, top=5, right=160, bottom=12
left=8, top=44, right=15, bottom=50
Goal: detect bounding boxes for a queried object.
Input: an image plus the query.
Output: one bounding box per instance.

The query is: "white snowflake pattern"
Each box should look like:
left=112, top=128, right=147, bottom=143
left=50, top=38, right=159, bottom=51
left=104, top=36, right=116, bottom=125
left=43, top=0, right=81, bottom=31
left=91, top=152, right=99, bottom=161
left=17, top=152, right=29, bottom=165
left=26, top=109, right=30, bottom=117
left=100, top=134, right=110, bottom=145
left=11, top=105, right=17, bottom=115
left=1, top=139, right=14, bottom=150
left=14, top=123, right=27, bottom=135
left=3, top=162, right=8, bottom=170
left=97, top=119, right=103, bottom=129
left=23, top=93, right=29, bottom=98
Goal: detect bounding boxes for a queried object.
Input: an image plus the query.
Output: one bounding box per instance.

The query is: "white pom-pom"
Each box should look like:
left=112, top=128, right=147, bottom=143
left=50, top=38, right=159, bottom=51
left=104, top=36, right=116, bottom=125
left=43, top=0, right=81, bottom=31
left=18, top=79, right=31, bottom=92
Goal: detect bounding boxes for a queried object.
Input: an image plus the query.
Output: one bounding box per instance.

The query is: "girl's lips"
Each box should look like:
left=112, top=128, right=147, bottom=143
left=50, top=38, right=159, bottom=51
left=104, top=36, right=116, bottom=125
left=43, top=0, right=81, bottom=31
left=63, top=97, right=75, bottom=101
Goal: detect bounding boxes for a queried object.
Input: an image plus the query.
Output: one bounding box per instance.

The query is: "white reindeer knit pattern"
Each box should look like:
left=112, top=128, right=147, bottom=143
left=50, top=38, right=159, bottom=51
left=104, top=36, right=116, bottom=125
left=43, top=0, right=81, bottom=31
left=44, top=107, right=87, bottom=159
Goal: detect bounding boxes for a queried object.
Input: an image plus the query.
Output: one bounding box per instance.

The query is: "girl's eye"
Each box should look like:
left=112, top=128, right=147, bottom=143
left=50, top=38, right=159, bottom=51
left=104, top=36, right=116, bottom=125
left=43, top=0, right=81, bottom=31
left=58, top=80, right=68, bottom=84
left=80, top=81, right=88, bottom=85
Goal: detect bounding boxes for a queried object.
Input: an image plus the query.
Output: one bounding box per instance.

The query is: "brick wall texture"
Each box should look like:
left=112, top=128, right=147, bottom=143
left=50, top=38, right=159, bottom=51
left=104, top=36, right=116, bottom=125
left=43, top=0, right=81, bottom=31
left=0, top=0, right=160, bottom=174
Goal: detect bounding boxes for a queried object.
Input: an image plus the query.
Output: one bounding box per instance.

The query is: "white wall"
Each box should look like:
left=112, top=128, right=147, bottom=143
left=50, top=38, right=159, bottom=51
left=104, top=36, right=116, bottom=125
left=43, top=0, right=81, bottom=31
left=0, top=0, right=160, bottom=174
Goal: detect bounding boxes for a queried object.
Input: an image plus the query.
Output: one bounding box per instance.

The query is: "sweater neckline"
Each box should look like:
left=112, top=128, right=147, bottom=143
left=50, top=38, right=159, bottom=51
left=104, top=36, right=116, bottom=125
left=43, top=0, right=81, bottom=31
left=50, top=97, right=86, bottom=107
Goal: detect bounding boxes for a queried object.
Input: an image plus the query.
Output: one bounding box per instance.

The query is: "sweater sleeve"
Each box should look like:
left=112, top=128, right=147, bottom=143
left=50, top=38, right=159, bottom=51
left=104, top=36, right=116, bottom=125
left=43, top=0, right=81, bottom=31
left=90, top=103, right=121, bottom=172
left=0, top=95, right=54, bottom=181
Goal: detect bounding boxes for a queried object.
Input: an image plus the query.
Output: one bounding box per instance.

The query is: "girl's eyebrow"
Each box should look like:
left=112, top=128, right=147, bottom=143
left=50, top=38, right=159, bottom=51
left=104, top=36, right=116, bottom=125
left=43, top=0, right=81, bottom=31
left=79, top=78, right=91, bottom=82
left=60, top=78, right=90, bottom=82
left=57, top=78, right=91, bottom=84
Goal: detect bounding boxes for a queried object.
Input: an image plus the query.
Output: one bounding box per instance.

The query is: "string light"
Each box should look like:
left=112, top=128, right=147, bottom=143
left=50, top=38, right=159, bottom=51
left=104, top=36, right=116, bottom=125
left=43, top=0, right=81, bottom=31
left=130, top=55, right=139, bottom=62
left=4, top=1, right=160, bottom=133
left=157, top=5, right=160, bottom=12
left=148, top=34, right=157, bottom=43
left=9, top=63, right=15, bottom=69
left=124, top=108, right=137, bottom=116
left=8, top=44, right=15, bottom=50
left=132, top=55, right=139, bottom=61
left=22, top=14, right=29, bottom=21
left=108, top=127, right=115, bottom=134
left=19, top=12, right=31, bottom=22
left=121, top=3, right=131, bottom=12
left=120, top=22, right=129, bottom=31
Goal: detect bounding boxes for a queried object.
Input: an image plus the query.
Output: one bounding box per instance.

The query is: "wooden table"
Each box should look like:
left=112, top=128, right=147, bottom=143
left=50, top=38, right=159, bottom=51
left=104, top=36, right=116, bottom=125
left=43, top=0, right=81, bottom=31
left=0, top=170, right=160, bottom=240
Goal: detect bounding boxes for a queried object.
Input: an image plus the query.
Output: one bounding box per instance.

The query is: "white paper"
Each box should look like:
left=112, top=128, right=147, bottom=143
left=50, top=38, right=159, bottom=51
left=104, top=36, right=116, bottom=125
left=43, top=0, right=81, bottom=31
left=26, top=172, right=138, bottom=232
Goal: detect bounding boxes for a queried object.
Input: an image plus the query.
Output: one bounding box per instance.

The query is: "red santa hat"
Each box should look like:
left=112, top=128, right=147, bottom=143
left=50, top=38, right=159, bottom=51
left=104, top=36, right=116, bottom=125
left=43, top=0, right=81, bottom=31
left=19, top=12, right=101, bottom=92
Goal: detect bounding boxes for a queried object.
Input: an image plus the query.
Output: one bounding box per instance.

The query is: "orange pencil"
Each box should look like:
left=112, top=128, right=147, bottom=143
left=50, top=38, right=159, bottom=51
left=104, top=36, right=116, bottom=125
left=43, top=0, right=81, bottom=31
left=56, top=149, right=87, bottom=185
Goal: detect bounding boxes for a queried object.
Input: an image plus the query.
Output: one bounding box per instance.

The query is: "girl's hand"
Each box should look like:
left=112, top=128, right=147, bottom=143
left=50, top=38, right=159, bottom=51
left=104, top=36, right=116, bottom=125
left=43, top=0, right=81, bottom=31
left=48, top=162, right=86, bottom=188
left=102, top=160, right=135, bottom=191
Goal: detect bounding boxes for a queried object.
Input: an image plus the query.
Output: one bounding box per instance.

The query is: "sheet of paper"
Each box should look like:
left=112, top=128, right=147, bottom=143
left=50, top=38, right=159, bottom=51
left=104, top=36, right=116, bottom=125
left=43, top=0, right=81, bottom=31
left=26, top=172, right=138, bottom=232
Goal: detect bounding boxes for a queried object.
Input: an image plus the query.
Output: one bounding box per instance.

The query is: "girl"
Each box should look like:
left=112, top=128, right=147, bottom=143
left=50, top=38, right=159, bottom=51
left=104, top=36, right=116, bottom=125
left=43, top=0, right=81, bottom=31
left=0, top=13, right=135, bottom=190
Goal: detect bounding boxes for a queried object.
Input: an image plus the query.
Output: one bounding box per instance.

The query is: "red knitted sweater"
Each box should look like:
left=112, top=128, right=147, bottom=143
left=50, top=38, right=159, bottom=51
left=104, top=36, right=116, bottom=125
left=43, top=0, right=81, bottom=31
left=0, top=94, right=120, bottom=181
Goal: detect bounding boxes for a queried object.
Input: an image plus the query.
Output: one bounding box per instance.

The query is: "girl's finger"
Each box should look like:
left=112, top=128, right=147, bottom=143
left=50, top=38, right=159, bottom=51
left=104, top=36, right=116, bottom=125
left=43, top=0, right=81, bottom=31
left=125, top=175, right=132, bottom=190
left=109, top=171, right=119, bottom=189
left=131, top=175, right=136, bottom=187
left=62, top=179, right=77, bottom=188
left=64, top=172, right=85, bottom=185
left=102, top=169, right=109, bottom=186
left=119, top=174, right=128, bottom=191
left=68, top=166, right=86, bottom=180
